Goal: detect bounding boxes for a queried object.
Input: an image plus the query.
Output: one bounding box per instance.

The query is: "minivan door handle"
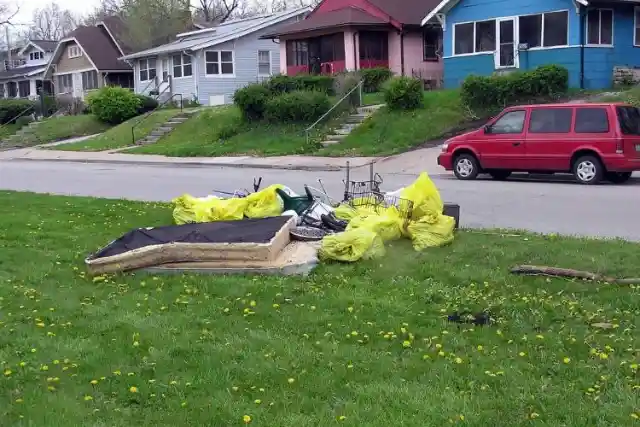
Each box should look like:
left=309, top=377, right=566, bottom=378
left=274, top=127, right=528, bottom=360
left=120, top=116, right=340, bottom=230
left=512, top=142, right=522, bottom=146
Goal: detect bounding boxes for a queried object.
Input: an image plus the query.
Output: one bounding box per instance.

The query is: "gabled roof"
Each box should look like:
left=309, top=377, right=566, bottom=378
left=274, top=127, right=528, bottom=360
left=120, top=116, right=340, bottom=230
left=17, top=39, right=58, bottom=56
left=0, top=64, right=47, bottom=80
left=368, top=0, right=442, bottom=26
left=261, top=6, right=388, bottom=38
left=420, top=0, right=588, bottom=25
left=120, top=7, right=311, bottom=60
left=99, top=15, right=134, bottom=55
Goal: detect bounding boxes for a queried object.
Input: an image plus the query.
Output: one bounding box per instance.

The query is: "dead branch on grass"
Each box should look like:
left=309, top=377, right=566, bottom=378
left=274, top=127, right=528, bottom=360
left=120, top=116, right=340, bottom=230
left=510, top=265, right=640, bottom=285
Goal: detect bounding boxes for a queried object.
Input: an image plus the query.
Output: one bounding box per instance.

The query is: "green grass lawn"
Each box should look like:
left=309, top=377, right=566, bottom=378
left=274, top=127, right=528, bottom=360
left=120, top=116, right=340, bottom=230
left=52, top=110, right=181, bottom=152
left=319, top=90, right=468, bottom=157
left=30, top=115, right=111, bottom=145
left=126, top=107, right=332, bottom=157
left=0, top=123, right=20, bottom=140
left=1, top=190, right=638, bottom=426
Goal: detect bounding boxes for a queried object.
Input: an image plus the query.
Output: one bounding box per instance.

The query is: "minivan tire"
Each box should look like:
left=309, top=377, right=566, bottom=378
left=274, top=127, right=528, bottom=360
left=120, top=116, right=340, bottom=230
left=488, top=170, right=512, bottom=180
left=606, top=171, right=632, bottom=184
left=572, top=155, right=604, bottom=185
left=453, top=154, right=480, bottom=180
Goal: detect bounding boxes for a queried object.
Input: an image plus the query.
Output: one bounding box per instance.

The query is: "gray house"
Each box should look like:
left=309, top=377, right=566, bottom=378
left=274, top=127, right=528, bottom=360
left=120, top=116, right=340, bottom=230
left=119, top=7, right=310, bottom=106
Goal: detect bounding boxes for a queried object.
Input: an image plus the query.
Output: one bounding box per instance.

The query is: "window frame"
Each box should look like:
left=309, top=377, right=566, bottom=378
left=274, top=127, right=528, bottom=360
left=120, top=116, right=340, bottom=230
left=29, top=51, right=44, bottom=61
left=172, top=53, right=193, bottom=79
left=204, top=50, right=235, bottom=78
left=528, top=107, right=573, bottom=134
left=257, top=50, right=272, bottom=76
left=574, top=107, right=610, bottom=133
left=68, top=45, right=82, bottom=59
left=138, top=58, right=157, bottom=82
left=487, top=109, right=527, bottom=134
left=586, top=8, right=614, bottom=47
left=635, top=7, right=640, bottom=47
left=81, top=70, right=99, bottom=91
left=423, top=26, right=442, bottom=61
left=518, top=10, right=570, bottom=50
left=56, top=74, right=73, bottom=94
left=452, top=19, right=496, bottom=56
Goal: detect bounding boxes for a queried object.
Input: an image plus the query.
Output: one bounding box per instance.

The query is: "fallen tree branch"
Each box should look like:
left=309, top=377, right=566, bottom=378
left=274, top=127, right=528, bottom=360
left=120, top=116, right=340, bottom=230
left=510, top=265, right=640, bottom=285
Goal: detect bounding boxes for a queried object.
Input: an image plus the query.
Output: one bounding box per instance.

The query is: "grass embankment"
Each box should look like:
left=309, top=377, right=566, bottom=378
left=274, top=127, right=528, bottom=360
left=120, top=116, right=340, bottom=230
left=126, top=107, right=333, bottom=157
left=30, top=115, right=111, bottom=144
left=53, top=110, right=181, bottom=152
left=1, top=191, right=638, bottom=426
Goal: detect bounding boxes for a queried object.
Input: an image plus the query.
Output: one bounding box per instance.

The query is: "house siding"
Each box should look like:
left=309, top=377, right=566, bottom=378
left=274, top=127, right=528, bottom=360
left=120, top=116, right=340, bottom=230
left=55, top=42, right=95, bottom=74
left=442, top=0, right=640, bottom=89
left=395, top=30, right=443, bottom=80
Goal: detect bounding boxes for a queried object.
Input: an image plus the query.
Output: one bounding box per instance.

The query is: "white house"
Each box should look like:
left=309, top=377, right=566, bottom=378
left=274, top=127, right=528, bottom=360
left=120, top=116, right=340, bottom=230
left=0, top=40, right=57, bottom=99
left=119, top=7, right=310, bottom=106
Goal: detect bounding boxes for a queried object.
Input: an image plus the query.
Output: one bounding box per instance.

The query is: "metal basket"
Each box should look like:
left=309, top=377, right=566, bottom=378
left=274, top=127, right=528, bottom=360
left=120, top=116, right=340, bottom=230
left=347, top=191, right=414, bottom=228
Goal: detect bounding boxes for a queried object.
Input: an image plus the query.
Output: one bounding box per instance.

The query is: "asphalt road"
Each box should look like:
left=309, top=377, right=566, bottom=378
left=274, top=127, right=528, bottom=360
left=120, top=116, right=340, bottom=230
left=1, top=160, right=639, bottom=240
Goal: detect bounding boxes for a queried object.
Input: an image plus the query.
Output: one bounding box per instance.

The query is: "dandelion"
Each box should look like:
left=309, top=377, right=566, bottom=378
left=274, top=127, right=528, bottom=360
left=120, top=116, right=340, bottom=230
left=563, top=357, right=571, bottom=364
left=338, top=415, right=347, bottom=421
left=181, top=402, right=187, bottom=407
left=249, top=300, right=256, bottom=307
left=231, top=386, right=239, bottom=391
left=631, top=413, right=639, bottom=420
left=243, top=415, right=252, bottom=424
left=530, top=412, right=540, bottom=419
left=287, top=378, right=295, bottom=384
left=477, top=345, right=484, bottom=351
left=90, top=380, right=99, bottom=385
left=18, top=362, right=26, bottom=367
left=40, top=365, right=49, bottom=371
left=15, top=398, right=23, bottom=403
left=3, top=369, right=11, bottom=376
left=519, top=352, right=526, bottom=357
left=113, top=370, right=121, bottom=376
left=52, top=360, right=59, bottom=365
left=129, top=386, right=139, bottom=393
left=84, top=395, right=93, bottom=401
left=402, top=340, right=412, bottom=348
left=455, top=357, right=463, bottom=364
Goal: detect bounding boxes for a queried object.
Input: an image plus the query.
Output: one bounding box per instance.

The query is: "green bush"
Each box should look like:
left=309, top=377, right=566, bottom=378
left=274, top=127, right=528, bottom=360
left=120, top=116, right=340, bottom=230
left=88, top=86, right=141, bottom=124
left=265, top=75, right=299, bottom=94
left=383, top=77, right=424, bottom=110
left=264, top=90, right=331, bottom=123
left=360, top=67, right=393, bottom=93
left=233, top=83, right=272, bottom=121
left=135, top=94, right=158, bottom=114
left=265, top=75, right=335, bottom=95
left=33, top=96, right=57, bottom=117
left=461, top=65, right=569, bottom=112
left=0, top=99, right=35, bottom=124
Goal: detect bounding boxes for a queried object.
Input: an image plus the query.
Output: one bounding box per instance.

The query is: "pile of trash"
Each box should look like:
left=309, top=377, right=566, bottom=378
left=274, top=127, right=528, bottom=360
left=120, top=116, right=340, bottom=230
left=170, top=171, right=456, bottom=263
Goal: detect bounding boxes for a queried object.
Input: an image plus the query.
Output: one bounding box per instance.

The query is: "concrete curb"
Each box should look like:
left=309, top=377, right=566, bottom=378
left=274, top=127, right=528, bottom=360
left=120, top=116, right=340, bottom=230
left=2, top=156, right=380, bottom=172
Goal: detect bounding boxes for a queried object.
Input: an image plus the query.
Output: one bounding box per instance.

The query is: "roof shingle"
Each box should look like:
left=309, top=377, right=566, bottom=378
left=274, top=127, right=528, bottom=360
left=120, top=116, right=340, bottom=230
left=67, top=25, right=132, bottom=71
left=366, top=0, right=442, bottom=26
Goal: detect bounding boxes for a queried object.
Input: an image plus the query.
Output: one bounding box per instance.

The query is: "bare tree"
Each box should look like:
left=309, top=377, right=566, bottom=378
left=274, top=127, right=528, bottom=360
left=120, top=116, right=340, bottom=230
left=29, top=2, right=78, bottom=40
left=0, top=1, right=19, bottom=26
left=196, top=0, right=240, bottom=23
left=83, top=0, right=124, bottom=25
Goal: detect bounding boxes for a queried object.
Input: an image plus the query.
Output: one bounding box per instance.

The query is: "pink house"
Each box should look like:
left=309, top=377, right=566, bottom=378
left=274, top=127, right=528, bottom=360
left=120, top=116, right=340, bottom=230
left=261, top=0, right=443, bottom=86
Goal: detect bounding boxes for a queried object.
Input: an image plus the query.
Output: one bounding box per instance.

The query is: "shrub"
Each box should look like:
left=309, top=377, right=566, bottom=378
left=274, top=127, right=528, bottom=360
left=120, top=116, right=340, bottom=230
left=360, top=67, right=393, bottom=93
left=33, top=96, right=57, bottom=117
left=265, top=75, right=299, bottom=94
left=265, top=74, right=335, bottom=95
left=55, top=95, right=86, bottom=116
left=135, top=94, right=158, bottom=114
left=0, top=99, right=35, bottom=124
left=234, top=83, right=272, bottom=121
left=264, top=90, right=331, bottom=123
left=383, top=77, right=424, bottom=110
left=461, top=65, right=569, bottom=112
left=88, top=86, right=141, bottom=124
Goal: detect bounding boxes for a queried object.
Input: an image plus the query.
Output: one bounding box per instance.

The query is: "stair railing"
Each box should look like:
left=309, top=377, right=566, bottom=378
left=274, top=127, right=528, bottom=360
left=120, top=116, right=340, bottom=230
left=130, top=93, right=183, bottom=145
left=305, top=80, right=363, bottom=146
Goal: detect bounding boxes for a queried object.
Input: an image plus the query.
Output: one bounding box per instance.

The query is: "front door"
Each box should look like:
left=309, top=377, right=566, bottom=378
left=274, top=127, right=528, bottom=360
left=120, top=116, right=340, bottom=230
left=476, top=109, right=528, bottom=170
left=158, top=58, right=170, bottom=93
left=495, top=18, right=518, bottom=69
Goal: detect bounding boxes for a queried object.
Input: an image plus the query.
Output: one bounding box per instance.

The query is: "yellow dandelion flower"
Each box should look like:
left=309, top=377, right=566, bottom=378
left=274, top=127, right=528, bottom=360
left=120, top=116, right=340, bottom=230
left=347, top=306, right=354, bottom=312
left=232, top=386, right=239, bottom=391
left=47, top=386, right=56, bottom=391
left=15, top=398, right=23, bottom=403
left=249, top=300, right=256, bottom=307
left=243, top=415, right=252, bottom=424
left=477, top=345, right=484, bottom=351
left=563, top=357, right=571, bottom=364
left=3, top=369, right=12, bottom=376
left=455, top=357, right=463, bottom=364
left=351, top=331, right=358, bottom=336
left=536, top=334, right=544, bottom=340
left=338, top=415, right=347, bottom=421
left=113, top=370, right=121, bottom=376
left=181, top=402, right=187, bottom=407
left=287, top=378, right=295, bottom=384
left=530, top=412, right=540, bottom=419
left=631, top=413, right=639, bottom=419
left=254, top=399, right=262, bottom=404
left=40, top=365, right=49, bottom=371
left=90, top=380, right=98, bottom=385
left=438, top=351, right=446, bottom=356
left=18, top=361, right=26, bottom=367
left=129, top=386, right=138, bottom=393
left=519, top=352, right=526, bottom=357
left=599, top=353, right=609, bottom=360
left=402, top=340, right=411, bottom=348
left=459, top=415, right=465, bottom=421
left=435, top=343, right=443, bottom=349
left=84, top=395, right=93, bottom=401
left=52, top=360, right=59, bottom=365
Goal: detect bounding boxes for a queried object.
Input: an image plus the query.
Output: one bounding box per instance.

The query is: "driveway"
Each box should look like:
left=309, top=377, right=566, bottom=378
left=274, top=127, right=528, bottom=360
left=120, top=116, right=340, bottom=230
left=2, top=157, right=640, bottom=241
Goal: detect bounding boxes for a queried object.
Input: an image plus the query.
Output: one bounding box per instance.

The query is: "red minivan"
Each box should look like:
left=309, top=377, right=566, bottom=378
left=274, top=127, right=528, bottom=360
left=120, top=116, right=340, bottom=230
left=437, top=103, right=640, bottom=184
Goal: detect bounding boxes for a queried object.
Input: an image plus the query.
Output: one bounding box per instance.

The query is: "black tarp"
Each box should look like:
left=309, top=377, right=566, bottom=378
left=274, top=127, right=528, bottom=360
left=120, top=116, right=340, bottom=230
left=89, top=216, right=291, bottom=260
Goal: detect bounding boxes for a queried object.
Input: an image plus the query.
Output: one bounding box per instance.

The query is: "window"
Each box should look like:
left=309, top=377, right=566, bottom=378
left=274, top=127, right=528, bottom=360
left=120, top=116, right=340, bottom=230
left=587, top=9, right=613, bottom=45
left=528, top=108, right=572, bottom=133
left=423, top=26, right=442, bottom=61
left=454, top=20, right=495, bottom=55
left=257, top=50, right=271, bottom=75
left=18, top=81, right=30, bottom=98
left=139, top=58, right=156, bottom=82
left=82, top=70, right=99, bottom=90
left=7, top=82, right=17, bottom=97
left=286, top=40, right=308, bottom=66
left=57, top=74, right=73, bottom=93
left=635, top=8, right=640, bottom=46
left=0, top=84, right=4, bottom=97
left=68, top=45, right=81, bottom=58
left=489, top=110, right=526, bottom=134
left=616, top=106, right=640, bottom=135
left=172, top=54, right=192, bottom=78
left=519, top=11, right=568, bottom=48
left=205, top=51, right=234, bottom=76
left=29, top=51, right=43, bottom=61
left=575, top=108, right=609, bottom=133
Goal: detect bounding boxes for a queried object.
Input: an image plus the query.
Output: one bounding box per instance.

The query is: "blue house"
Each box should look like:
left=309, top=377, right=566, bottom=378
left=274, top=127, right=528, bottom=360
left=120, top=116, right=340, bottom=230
left=421, top=0, right=640, bottom=89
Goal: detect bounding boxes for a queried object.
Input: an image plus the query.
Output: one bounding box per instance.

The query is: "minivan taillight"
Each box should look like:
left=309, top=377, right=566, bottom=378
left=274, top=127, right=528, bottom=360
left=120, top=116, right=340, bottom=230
left=616, top=137, right=624, bottom=154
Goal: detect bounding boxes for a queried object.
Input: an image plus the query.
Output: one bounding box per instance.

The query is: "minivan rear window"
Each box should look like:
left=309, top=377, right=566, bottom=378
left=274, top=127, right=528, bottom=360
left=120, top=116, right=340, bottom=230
left=575, top=107, right=609, bottom=133
left=616, top=106, right=640, bottom=135
left=529, top=108, right=572, bottom=133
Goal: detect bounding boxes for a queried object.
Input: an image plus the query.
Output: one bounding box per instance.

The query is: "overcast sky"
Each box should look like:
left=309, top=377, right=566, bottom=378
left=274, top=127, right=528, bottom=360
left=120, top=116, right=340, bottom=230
left=11, top=0, right=99, bottom=27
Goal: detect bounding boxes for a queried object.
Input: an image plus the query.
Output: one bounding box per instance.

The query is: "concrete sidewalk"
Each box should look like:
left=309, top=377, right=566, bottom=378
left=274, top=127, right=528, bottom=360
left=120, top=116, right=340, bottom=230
left=0, top=144, right=442, bottom=173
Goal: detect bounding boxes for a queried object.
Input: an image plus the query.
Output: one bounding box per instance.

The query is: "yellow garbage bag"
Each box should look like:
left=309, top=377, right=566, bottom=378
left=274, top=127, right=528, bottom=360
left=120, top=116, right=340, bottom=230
left=334, top=203, right=358, bottom=220
left=319, top=229, right=385, bottom=262
left=172, top=194, right=199, bottom=224
left=244, top=184, right=284, bottom=218
left=346, top=208, right=403, bottom=242
left=407, top=213, right=455, bottom=251
left=401, top=172, right=444, bottom=221
left=209, top=197, right=247, bottom=221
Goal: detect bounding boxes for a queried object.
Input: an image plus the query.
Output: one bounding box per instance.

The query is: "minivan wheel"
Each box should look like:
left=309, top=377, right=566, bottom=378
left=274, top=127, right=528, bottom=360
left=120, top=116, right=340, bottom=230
left=488, top=170, right=512, bottom=180
left=606, top=172, right=632, bottom=184
left=453, top=154, right=480, bottom=180
left=572, top=155, right=603, bottom=185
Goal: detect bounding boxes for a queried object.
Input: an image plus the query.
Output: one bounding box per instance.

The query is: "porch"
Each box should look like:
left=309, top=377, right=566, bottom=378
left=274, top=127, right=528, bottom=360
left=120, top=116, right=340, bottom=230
left=1, top=79, right=53, bottom=99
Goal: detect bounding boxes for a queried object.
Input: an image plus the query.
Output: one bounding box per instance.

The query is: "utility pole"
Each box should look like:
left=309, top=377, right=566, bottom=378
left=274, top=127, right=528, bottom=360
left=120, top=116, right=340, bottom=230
left=5, top=25, right=10, bottom=62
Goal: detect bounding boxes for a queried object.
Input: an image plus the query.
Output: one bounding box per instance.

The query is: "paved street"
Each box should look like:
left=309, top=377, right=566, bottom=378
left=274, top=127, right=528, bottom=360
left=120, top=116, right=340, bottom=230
left=2, top=160, right=639, bottom=240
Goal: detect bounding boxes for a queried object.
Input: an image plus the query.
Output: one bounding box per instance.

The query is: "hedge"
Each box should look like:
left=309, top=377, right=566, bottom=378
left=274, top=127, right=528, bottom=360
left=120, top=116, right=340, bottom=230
left=88, top=86, right=141, bottom=124
left=461, top=65, right=569, bottom=112
left=264, top=90, right=331, bottom=123
left=233, top=83, right=272, bottom=121
left=360, top=67, right=393, bottom=93
left=0, top=99, right=35, bottom=124
left=265, top=75, right=334, bottom=95
left=383, top=77, right=424, bottom=110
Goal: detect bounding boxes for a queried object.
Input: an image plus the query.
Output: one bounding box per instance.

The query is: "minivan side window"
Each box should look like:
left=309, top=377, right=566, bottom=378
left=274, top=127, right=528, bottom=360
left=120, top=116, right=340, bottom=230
left=616, top=106, right=640, bottom=135
left=528, top=108, right=572, bottom=133
left=489, top=110, right=526, bottom=134
left=575, top=107, right=609, bottom=133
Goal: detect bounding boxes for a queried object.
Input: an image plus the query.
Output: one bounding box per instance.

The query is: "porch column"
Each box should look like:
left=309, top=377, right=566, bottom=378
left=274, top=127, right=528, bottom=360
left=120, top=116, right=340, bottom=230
left=279, top=42, right=287, bottom=74
left=344, top=29, right=356, bottom=71
left=29, top=79, right=37, bottom=98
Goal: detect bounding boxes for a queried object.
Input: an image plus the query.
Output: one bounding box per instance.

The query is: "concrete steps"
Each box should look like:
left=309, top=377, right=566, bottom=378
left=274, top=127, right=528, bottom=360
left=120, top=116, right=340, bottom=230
left=0, top=118, right=43, bottom=150
left=134, top=110, right=196, bottom=146
left=320, top=104, right=384, bottom=147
